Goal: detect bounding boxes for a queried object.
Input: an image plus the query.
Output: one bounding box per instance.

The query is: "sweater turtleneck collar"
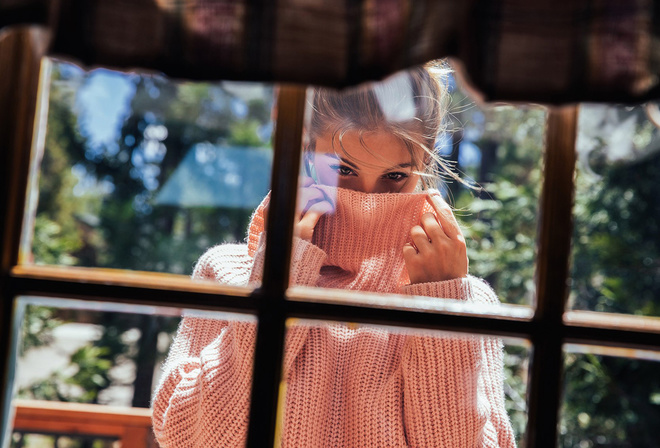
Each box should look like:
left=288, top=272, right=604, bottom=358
left=247, top=186, right=435, bottom=292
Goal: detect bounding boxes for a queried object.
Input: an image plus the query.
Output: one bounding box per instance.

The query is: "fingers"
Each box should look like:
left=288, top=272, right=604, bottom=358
left=297, top=187, right=326, bottom=214
left=296, top=200, right=333, bottom=241
left=409, top=225, right=431, bottom=252
left=409, top=207, right=451, bottom=255
left=425, top=190, right=463, bottom=240
left=402, top=243, right=418, bottom=262
left=303, top=200, right=334, bottom=223
left=404, top=191, right=469, bottom=283
left=419, top=212, right=444, bottom=242
left=294, top=175, right=335, bottom=241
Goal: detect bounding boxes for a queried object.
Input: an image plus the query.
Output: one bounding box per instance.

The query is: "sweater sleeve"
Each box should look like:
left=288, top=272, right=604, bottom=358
left=151, top=237, right=327, bottom=447
left=151, top=244, right=255, bottom=447
left=400, top=276, right=517, bottom=447
left=400, top=275, right=475, bottom=300
left=151, top=317, right=256, bottom=447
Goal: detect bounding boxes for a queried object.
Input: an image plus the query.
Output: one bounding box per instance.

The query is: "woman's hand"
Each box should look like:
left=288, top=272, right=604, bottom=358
left=295, top=177, right=334, bottom=241
left=263, top=177, right=334, bottom=242
left=403, top=191, right=468, bottom=284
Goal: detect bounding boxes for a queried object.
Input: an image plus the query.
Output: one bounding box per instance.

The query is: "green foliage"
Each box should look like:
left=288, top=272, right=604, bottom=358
left=560, top=353, right=660, bottom=448
left=31, top=68, right=88, bottom=267
left=68, top=345, right=114, bottom=401
left=229, top=119, right=265, bottom=146
left=19, top=345, right=112, bottom=403
left=24, top=64, right=265, bottom=411
left=19, top=310, right=181, bottom=406
left=451, top=106, right=546, bottom=305
left=32, top=215, right=82, bottom=266
left=559, top=105, right=660, bottom=447
left=503, top=344, right=530, bottom=446
left=19, top=305, right=61, bottom=356
left=571, top=148, right=660, bottom=316
left=459, top=178, right=539, bottom=305
left=32, top=65, right=274, bottom=273
left=79, top=77, right=271, bottom=273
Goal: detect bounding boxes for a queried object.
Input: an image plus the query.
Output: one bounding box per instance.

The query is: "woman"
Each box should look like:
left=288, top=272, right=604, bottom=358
left=152, top=63, right=516, bottom=447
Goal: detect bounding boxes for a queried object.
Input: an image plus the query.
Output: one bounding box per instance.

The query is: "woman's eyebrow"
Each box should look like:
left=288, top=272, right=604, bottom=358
left=323, top=153, right=360, bottom=170
left=332, top=155, right=359, bottom=170
left=327, top=154, right=413, bottom=171
left=381, top=162, right=414, bottom=172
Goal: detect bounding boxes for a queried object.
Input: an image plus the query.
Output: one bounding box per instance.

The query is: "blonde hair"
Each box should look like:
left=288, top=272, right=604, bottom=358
left=305, top=62, right=459, bottom=189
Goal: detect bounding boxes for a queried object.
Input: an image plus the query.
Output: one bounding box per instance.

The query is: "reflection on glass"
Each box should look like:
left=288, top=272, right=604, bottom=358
left=571, top=103, right=660, bottom=316
left=279, top=62, right=544, bottom=309
left=560, top=346, right=660, bottom=447
left=9, top=297, right=255, bottom=448
left=23, top=59, right=275, bottom=278
left=277, top=320, right=529, bottom=446
left=13, top=297, right=182, bottom=408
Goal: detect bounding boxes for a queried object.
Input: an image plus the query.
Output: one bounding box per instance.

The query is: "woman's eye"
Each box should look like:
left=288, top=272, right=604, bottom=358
left=385, top=172, right=409, bottom=181
left=330, top=164, right=355, bottom=176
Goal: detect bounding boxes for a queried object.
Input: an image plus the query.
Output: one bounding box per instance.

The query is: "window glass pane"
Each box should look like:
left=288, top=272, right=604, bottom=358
left=571, top=103, right=660, bottom=316
left=22, top=59, right=275, bottom=285
left=276, top=319, right=529, bottom=447
left=449, top=87, right=546, bottom=309
left=281, top=61, right=544, bottom=312
left=560, top=345, right=660, bottom=447
left=7, top=296, right=256, bottom=448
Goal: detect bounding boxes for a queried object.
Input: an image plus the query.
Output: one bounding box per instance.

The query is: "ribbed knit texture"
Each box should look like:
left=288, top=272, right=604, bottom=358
left=152, top=187, right=516, bottom=448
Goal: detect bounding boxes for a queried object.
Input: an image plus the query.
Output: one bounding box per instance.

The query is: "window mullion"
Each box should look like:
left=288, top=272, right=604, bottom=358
left=247, top=85, right=307, bottom=448
left=526, top=105, right=579, bottom=448
left=0, top=26, right=49, bottom=448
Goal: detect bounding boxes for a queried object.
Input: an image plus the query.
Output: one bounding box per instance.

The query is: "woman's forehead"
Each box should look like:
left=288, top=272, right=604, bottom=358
left=314, top=129, right=418, bottom=168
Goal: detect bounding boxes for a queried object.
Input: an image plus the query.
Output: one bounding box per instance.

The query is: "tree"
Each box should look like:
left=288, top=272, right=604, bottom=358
left=31, top=65, right=88, bottom=266
left=559, top=104, right=660, bottom=447
left=446, top=95, right=546, bottom=306
left=23, top=63, right=274, bottom=418
left=73, top=76, right=273, bottom=274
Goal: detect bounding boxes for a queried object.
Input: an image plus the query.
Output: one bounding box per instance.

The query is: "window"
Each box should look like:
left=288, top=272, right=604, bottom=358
left=571, top=103, right=660, bottom=317
left=2, top=27, right=660, bottom=448
left=22, top=60, right=276, bottom=278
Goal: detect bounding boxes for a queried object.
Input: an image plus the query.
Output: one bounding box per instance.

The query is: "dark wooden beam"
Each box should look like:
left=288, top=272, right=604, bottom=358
left=526, top=105, right=579, bottom=448
left=0, top=26, right=50, bottom=446
left=246, top=85, right=306, bottom=448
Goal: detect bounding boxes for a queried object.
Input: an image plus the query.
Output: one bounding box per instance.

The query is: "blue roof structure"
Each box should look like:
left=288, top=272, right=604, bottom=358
left=154, top=143, right=273, bottom=208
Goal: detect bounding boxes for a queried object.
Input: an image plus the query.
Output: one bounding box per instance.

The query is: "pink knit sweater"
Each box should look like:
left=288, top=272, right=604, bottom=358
left=152, top=187, right=516, bottom=447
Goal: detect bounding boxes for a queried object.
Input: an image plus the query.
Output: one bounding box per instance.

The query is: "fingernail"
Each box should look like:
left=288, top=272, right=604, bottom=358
left=427, top=188, right=441, bottom=197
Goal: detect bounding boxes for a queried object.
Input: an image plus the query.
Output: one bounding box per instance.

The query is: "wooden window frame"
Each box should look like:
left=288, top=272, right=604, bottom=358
left=2, top=27, right=660, bottom=448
